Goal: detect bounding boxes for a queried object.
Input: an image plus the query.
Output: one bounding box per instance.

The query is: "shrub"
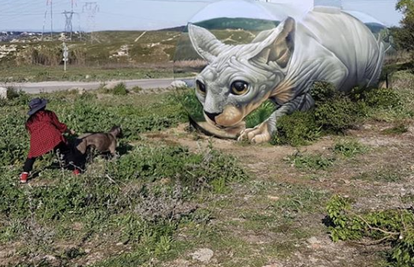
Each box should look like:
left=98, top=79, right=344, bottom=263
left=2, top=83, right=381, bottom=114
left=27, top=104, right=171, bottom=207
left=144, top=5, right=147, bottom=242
left=311, top=81, right=336, bottom=102
left=363, top=88, right=402, bottom=109
left=55, top=98, right=183, bottom=141
left=269, top=81, right=405, bottom=146
left=326, top=195, right=414, bottom=266
left=272, top=111, right=320, bottom=146
left=0, top=112, right=28, bottom=166
left=314, top=96, right=359, bottom=133
left=113, top=82, right=128, bottom=95
left=6, top=86, right=20, bottom=99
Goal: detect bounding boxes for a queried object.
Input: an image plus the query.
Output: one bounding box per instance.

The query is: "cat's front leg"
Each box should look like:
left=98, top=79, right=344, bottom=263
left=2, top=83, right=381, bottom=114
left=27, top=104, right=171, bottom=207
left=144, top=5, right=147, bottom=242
left=238, top=120, right=273, bottom=144
left=238, top=93, right=314, bottom=144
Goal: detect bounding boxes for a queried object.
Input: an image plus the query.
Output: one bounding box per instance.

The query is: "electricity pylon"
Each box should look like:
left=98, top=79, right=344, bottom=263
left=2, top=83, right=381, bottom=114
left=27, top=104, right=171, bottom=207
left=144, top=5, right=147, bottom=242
left=82, top=2, right=99, bottom=43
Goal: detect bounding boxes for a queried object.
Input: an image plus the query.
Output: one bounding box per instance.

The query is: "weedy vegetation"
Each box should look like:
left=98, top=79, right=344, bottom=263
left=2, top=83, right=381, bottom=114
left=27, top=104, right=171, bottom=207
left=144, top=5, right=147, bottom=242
left=286, top=151, right=336, bottom=171
left=333, top=139, right=368, bottom=158
left=1, top=27, right=414, bottom=264
left=326, top=195, right=414, bottom=267
left=271, top=81, right=409, bottom=146
left=0, top=89, right=249, bottom=266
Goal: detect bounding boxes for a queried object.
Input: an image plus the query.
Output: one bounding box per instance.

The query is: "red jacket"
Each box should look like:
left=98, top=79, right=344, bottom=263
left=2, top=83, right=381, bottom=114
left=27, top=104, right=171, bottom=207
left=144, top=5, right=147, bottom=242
left=26, top=110, right=68, bottom=158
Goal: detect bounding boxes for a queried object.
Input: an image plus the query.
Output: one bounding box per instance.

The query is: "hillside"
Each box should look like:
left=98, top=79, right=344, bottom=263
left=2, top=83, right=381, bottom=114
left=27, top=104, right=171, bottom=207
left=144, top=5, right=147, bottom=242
left=190, top=17, right=280, bottom=31
left=0, top=20, right=397, bottom=83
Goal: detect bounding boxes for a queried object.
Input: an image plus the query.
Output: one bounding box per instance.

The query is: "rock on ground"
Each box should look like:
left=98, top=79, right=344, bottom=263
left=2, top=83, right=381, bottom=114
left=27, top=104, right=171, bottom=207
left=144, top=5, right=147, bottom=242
left=0, top=87, right=7, bottom=99
left=170, top=80, right=187, bottom=89
left=190, top=248, right=214, bottom=263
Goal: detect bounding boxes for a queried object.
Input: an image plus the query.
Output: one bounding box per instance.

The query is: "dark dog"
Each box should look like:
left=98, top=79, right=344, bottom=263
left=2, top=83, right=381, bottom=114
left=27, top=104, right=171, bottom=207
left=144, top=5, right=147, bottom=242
left=76, top=126, right=122, bottom=156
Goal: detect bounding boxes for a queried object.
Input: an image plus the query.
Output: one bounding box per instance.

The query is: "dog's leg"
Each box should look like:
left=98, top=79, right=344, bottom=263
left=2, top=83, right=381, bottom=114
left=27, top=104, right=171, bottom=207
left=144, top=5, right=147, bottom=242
left=109, top=145, right=119, bottom=159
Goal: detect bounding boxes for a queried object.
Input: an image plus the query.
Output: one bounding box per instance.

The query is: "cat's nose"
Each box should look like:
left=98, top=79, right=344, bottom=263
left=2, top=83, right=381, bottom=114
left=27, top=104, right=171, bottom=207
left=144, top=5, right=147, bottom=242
left=204, top=111, right=220, bottom=123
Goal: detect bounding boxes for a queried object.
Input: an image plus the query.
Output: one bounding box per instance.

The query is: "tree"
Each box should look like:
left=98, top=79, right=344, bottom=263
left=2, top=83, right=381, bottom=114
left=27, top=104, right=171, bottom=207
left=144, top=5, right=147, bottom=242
left=394, top=0, right=414, bottom=51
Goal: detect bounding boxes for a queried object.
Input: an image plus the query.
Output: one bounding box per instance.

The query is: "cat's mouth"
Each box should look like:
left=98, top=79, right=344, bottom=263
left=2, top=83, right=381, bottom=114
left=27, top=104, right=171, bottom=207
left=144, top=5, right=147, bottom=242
left=202, top=113, right=246, bottom=138
left=203, top=105, right=244, bottom=128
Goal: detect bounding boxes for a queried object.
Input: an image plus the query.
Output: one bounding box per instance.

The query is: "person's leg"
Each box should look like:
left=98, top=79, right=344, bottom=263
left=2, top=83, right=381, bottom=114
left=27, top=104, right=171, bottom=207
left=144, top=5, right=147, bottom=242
left=20, top=157, right=36, bottom=183
left=69, top=139, right=87, bottom=174
left=23, top=157, right=36, bottom=173
left=71, top=144, right=86, bottom=171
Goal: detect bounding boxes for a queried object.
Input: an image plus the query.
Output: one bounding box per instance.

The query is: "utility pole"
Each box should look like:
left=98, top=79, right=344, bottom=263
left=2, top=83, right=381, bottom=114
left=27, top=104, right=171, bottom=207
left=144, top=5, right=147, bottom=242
left=62, top=10, right=74, bottom=40
left=41, top=8, right=47, bottom=41
left=82, top=2, right=99, bottom=43
left=42, top=0, right=53, bottom=40
left=49, top=0, right=53, bottom=39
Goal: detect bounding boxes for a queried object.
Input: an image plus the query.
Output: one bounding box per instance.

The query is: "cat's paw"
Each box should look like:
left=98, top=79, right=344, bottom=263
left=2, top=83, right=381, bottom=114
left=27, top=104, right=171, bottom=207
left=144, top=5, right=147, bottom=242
left=237, top=122, right=271, bottom=144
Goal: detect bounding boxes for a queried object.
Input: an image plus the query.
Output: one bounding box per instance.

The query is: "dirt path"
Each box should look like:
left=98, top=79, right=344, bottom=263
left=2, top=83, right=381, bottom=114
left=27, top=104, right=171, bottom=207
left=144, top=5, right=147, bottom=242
left=0, top=77, right=194, bottom=94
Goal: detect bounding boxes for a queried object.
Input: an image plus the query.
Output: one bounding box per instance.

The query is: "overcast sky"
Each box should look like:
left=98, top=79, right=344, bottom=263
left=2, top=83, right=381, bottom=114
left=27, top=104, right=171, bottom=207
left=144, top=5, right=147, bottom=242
left=0, top=0, right=403, bottom=31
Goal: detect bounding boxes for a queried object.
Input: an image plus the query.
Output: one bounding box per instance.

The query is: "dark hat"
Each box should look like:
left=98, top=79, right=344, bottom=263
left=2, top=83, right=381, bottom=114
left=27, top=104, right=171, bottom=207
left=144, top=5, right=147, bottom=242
left=28, top=98, right=47, bottom=116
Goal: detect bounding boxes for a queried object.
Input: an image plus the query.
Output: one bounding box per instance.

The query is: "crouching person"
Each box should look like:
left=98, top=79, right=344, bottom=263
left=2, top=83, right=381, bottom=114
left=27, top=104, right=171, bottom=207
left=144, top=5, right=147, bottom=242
left=19, top=98, right=83, bottom=184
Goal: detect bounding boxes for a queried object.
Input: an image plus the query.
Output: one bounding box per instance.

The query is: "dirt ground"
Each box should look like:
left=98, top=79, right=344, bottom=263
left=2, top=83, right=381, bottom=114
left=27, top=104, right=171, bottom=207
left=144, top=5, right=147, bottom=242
left=144, top=119, right=414, bottom=267
left=1, top=121, right=413, bottom=267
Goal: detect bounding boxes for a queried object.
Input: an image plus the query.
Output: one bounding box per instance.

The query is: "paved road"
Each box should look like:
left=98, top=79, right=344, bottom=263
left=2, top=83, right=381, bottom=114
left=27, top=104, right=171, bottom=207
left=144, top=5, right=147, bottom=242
left=0, top=77, right=194, bottom=94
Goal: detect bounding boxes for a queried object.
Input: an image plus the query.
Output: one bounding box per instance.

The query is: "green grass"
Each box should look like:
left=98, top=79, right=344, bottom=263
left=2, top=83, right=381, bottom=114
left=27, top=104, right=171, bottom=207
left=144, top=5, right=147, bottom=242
left=0, top=89, right=251, bottom=266
left=286, top=152, right=336, bottom=171
left=0, top=30, right=190, bottom=82
left=0, top=65, right=176, bottom=83
left=381, top=123, right=409, bottom=135
left=326, top=195, right=414, bottom=267
left=352, top=166, right=405, bottom=183
left=333, top=139, right=369, bottom=158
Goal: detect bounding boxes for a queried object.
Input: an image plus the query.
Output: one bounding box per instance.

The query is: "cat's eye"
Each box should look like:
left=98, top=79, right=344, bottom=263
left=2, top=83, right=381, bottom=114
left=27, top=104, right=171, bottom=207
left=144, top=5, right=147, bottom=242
left=231, top=81, right=249, bottom=95
left=196, top=80, right=206, bottom=95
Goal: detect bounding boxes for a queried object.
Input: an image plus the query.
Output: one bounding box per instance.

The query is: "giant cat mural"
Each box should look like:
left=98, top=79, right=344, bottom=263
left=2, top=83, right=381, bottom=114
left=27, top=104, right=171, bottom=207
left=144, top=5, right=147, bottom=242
left=187, top=6, right=385, bottom=144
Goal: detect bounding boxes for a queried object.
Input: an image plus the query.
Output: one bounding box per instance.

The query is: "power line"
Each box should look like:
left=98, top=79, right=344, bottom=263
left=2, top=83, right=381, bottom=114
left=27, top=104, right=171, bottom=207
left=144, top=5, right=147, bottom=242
left=83, top=2, right=99, bottom=43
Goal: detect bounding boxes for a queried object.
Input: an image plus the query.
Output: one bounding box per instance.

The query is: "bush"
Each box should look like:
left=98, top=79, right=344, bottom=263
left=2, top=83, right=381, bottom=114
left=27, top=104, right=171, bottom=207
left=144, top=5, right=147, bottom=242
left=272, top=111, right=320, bottom=146
left=314, top=96, right=359, bottom=133
left=363, top=88, right=403, bottom=109
left=326, top=195, right=414, bottom=267
left=311, top=81, right=336, bottom=102
left=54, top=97, right=183, bottom=141
left=113, top=82, right=128, bottom=95
left=270, top=81, right=405, bottom=146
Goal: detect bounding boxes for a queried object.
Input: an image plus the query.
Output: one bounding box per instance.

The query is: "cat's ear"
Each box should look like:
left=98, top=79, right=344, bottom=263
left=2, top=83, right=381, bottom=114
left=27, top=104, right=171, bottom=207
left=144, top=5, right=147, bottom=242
left=251, top=17, right=295, bottom=68
left=188, top=24, right=229, bottom=63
